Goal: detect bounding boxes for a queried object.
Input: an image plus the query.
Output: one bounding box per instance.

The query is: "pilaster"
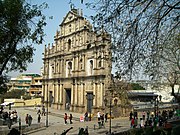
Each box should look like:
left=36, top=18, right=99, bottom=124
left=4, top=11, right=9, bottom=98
left=57, top=83, right=60, bottom=103
left=70, top=84, right=74, bottom=112
left=80, top=83, right=84, bottom=105
left=93, top=83, right=97, bottom=106
left=60, top=84, right=63, bottom=103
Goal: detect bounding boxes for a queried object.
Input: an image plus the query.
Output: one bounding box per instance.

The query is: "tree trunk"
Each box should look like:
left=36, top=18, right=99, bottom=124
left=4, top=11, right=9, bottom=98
left=171, top=86, right=180, bottom=104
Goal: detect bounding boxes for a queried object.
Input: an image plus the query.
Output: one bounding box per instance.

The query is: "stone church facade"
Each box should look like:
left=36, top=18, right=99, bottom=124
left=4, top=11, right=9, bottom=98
left=42, top=8, right=112, bottom=113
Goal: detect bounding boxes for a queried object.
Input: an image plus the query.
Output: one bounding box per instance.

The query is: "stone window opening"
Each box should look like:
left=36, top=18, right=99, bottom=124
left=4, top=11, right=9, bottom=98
left=90, top=60, right=93, bottom=75
left=98, top=56, right=101, bottom=68
left=98, top=60, right=101, bottom=68
left=68, top=62, right=72, bottom=76
left=69, top=24, right=71, bottom=32
left=80, top=58, right=83, bottom=69
left=52, top=66, right=54, bottom=75
left=87, top=44, right=91, bottom=49
left=68, top=39, right=71, bottom=51
left=56, top=63, right=59, bottom=73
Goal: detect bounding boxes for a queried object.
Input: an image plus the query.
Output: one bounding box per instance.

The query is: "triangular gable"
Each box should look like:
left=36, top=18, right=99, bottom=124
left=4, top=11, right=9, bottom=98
left=60, top=10, right=80, bottom=26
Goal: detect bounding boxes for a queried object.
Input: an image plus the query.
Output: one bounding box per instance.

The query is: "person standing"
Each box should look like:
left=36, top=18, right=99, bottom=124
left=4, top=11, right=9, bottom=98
left=131, top=118, right=135, bottom=128
left=13, top=110, right=18, bottom=123
left=0, top=105, right=4, bottom=112
left=10, top=112, right=14, bottom=125
left=147, top=111, right=150, bottom=120
left=69, top=114, right=73, bottom=124
left=66, top=103, right=70, bottom=110
left=105, top=113, right=108, bottom=122
left=97, top=111, right=101, bottom=128
left=64, top=113, right=68, bottom=124
left=140, top=118, right=144, bottom=128
left=134, top=117, right=138, bottom=128
left=25, top=114, right=29, bottom=125
left=37, top=107, right=41, bottom=115
left=7, top=112, right=12, bottom=129
left=101, top=113, right=105, bottom=127
left=38, top=114, right=41, bottom=123
left=97, top=111, right=101, bottom=121
left=28, top=115, right=33, bottom=126
left=129, top=111, right=133, bottom=120
left=42, top=105, right=46, bottom=116
left=142, top=111, right=146, bottom=120
left=84, top=112, right=88, bottom=121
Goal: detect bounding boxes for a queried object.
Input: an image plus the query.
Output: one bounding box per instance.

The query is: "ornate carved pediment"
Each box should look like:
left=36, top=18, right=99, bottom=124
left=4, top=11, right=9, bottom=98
left=60, top=9, right=80, bottom=25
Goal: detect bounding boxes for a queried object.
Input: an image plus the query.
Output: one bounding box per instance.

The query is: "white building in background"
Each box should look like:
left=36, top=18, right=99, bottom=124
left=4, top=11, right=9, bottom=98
left=7, top=73, right=42, bottom=94
left=134, top=80, right=179, bottom=102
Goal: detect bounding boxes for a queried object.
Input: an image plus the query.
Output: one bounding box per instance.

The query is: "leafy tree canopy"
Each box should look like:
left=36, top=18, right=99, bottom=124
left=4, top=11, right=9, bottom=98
left=0, top=0, right=47, bottom=90
left=130, top=83, right=145, bottom=90
left=2, top=89, right=25, bottom=99
left=0, top=75, right=8, bottom=94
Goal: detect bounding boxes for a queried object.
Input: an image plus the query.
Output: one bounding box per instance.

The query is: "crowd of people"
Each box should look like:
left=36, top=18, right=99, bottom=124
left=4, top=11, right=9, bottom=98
left=0, top=105, right=36, bottom=128
left=129, top=109, right=177, bottom=129
left=0, top=105, right=18, bottom=128
left=62, top=110, right=109, bottom=128
left=25, top=114, right=33, bottom=126
left=64, top=113, right=73, bottom=124
left=97, top=111, right=106, bottom=128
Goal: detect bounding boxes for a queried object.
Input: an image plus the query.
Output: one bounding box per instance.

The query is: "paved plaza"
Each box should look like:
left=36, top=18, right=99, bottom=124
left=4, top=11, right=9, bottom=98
left=1, top=107, right=131, bottom=135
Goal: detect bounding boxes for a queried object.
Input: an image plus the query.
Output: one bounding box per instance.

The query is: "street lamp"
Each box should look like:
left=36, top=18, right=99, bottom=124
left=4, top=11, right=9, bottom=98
left=159, top=95, right=162, bottom=102
left=46, top=89, right=48, bottom=127
left=153, top=95, right=162, bottom=118
left=104, top=93, right=113, bottom=135
left=104, top=97, right=108, bottom=111
left=109, top=98, right=112, bottom=135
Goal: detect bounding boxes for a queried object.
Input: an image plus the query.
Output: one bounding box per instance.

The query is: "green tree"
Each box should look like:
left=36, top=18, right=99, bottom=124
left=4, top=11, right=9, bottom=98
left=0, top=0, right=47, bottom=90
left=0, top=75, right=8, bottom=94
left=2, top=89, right=25, bottom=99
left=112, top=79, right=131, bottom=106
left=130, top=83, right=145, bottom=90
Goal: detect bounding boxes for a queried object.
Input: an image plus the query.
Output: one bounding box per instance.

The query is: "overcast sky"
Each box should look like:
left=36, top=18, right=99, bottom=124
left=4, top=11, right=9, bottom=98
left=9, top=0, right=93, bottom=77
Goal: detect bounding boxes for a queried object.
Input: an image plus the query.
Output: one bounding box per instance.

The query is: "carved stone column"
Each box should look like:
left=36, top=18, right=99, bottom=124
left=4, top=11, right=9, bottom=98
left=60, top=84, right=63, bottom=103
left=53, top=83, right=55, bottom=102
left=102, top=52, right=104, bottom=67
left=97, top=83, right=100, bottom=106
left=42, top=84, right=45, bottom=99
left=80, top=83, right=84, bottom=105
left=57, top=83, right=60, bottom=103
left=100, top=82, right=104, bottom=107
left=94, top=52, right=97, bottom=69
left=75, top=83, right=78, bottom=105
left=83, top=54, right=85, bottom=70
left=73, top=56, right=75, bottom=71
left=44, top=84, right=47, bottom=102
left=71, top=84, right=74, bottom=105
left=93, top=83, right=96, bottom=106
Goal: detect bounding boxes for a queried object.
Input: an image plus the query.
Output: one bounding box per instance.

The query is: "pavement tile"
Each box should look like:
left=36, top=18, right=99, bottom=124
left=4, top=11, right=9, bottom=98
left=1, top=107, right=130, bottom=135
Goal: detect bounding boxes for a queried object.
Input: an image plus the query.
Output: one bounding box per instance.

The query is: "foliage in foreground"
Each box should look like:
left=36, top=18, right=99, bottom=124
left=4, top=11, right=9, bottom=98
left=0, top=0, right=47, bottom=90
